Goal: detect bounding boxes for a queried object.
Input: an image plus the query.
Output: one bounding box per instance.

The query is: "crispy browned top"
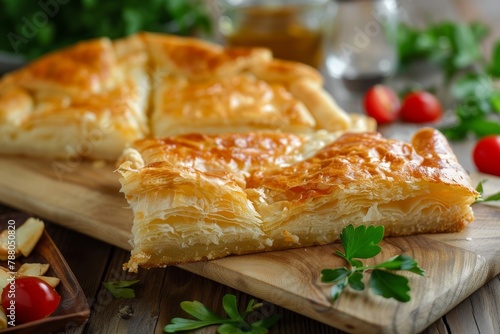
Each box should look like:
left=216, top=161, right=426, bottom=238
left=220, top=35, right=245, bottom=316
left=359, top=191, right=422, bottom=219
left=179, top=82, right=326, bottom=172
left=156, top=74, right=315, bottom=129
left=246, top=128, right=477, bottom=202
left=129, top=128, right=477, bottom=201
left=1, top=39, right=115, bottom=94
left=141, top=32, right=272, bottom=80
left=133, top=132, right=309, bottom=173
left=1, top=32, right=370, bottom=162
left=0, top=33, right=325, bottom=133
left=250, top=58, right=323, bottom=86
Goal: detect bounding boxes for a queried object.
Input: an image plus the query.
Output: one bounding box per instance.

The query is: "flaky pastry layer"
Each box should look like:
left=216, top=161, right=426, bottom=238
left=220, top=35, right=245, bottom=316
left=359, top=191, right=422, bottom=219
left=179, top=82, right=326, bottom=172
left=118, top=128, right=478, bottom=271
left=0, top=33, right=373, bottom=160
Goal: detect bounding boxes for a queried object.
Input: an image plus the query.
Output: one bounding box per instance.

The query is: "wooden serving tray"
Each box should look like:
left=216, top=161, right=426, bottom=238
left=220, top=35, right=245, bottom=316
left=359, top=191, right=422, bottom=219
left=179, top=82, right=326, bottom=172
left=0, top=214, right=90, bottom=333
left=0, top=156, right=499, bottom=334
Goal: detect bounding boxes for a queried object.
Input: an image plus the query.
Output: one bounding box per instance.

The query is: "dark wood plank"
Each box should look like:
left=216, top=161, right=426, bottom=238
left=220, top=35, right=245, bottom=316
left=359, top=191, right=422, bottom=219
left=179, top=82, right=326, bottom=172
left=83, top=248, right=166, bottom=334
left=446, top=276, right=500, bottom=333
left=44, top=222, right=114, bottom=334
left=467, top=276, right=500, bottom=334
left=445, top=299, right=480, bottom=334
left=422, top=318, right=450, bottom=334
left=430, top=274, right=500, bottom=334
left=155, top=267, right=346, bottom=334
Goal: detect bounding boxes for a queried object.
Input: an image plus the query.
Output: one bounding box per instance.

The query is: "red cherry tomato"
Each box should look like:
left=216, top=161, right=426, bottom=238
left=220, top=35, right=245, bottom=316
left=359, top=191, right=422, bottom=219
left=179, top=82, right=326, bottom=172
left=363, top=85, right=401, bottom=124
left=400, top=91, right=442, bottom=123
left=473, top=135, right=500, bottom=176
left=2, top=276, right=61, bottom=324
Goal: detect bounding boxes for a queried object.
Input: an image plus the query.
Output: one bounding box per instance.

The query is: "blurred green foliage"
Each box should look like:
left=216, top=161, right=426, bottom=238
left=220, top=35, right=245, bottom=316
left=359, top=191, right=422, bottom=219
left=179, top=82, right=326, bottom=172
left=396, top=21, right=489, bottom=80
left=395, top=21, right=500, bottom=140
left=0, top=0, right=211, bottom=59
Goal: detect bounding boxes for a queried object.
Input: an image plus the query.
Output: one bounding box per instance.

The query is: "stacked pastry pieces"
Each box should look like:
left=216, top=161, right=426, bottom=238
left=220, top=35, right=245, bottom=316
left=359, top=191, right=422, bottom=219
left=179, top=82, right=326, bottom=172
left=0, top=33, right=478, bottom=272
left=0, top=33, right=370, bottom=159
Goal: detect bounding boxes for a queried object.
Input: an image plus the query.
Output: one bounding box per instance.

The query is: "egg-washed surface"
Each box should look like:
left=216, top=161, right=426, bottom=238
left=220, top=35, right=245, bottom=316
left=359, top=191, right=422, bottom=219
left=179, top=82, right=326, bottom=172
left=117, top=128, right=478, bottom=272
left=0, top=33, right=374, bottom=161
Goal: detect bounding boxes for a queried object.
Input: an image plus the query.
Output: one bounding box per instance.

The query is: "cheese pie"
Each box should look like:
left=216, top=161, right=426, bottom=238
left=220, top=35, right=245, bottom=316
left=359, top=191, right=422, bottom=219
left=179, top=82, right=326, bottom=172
left=0, top=33, right=373, bottom=160
left=117, top=128, right=478, bottom=271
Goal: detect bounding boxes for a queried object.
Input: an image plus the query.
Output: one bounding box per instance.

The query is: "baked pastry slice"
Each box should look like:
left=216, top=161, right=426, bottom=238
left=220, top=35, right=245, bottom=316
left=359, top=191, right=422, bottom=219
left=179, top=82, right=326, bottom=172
left=151, top=73, right=318, bottom=136
left=118, top=128, right=478, bottom=271
left=0, top=32, right=374, bottom=160
left=141, top=32, right=368, bottom=137
left=0, top=36, right=150, bottom=160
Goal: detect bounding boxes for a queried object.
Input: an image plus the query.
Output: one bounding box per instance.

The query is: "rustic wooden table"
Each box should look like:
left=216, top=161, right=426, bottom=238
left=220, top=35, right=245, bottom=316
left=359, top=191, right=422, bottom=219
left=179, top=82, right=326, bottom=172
left=0, top=0, right=499, bottom=333
left=0, top=197, right=498, bottom=334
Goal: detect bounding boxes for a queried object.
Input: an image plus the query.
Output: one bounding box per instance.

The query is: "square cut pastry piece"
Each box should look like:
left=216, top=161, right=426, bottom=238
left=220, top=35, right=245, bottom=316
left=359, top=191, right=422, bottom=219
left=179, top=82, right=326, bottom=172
left=143, top=32, right=359, bottom=137
left=0, top=36, right=150, bottom=160
left=0, top=32, right=374, bottom=160
left=118, top=128, right=478, bottom=272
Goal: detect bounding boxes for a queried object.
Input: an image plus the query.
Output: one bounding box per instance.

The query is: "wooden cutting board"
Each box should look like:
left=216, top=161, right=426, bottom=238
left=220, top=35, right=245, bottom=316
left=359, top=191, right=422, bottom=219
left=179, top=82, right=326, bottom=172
left=0, top=156, right=499, bottom=334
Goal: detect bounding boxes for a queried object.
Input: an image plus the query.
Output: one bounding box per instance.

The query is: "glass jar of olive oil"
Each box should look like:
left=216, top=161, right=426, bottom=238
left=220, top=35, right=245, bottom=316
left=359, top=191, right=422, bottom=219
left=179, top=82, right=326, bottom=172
left=324, top=0, right=399, bottom=89
left=216, top=0, right=331, bottom=68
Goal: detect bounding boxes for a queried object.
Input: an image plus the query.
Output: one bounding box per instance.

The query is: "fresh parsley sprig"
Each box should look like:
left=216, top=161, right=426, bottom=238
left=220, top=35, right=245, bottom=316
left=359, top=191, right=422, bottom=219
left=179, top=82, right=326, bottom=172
left=102, top=280, right=140, bottom=299
left=164, top=294, right=281, bottom=333
left=321, top=225, right=425, bottom=302
left=474, top=180, right=500, bottom=203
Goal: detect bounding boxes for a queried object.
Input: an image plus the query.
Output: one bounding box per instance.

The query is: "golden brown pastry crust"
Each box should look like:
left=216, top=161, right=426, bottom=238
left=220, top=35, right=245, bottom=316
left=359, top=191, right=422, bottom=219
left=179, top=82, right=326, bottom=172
left=144, top=32, right=356, bottom=135
left=118, top=128, right=478, bottom=271
left=0, top=38, right=150, bottom=160
left=0, top=39, right=117, bottom=95
left=151, top=74, right=317, bottom=136
left=0, top=32, right=373, bottom=160
left=140, top=32, right=273, bottom=80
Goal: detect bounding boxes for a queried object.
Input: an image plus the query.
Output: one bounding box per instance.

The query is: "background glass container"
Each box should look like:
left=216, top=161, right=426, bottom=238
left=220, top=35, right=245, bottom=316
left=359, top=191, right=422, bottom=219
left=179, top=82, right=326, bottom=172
left=324, top=0, right=399, bottom=89
left=216, top=0, right=330, bottom=68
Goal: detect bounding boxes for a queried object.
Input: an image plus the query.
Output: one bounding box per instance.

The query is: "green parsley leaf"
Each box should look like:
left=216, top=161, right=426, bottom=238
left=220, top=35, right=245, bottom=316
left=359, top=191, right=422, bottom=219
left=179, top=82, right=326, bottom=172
left=164, top=294, right=280, bottom=333
left=253, top=314, right=281, bottom=330
left=483, top=192, right=500, bottom=202
left=321, top=225, right=424, bottom=303
left=396, top=21, right=487, bottom=79
left=474, top=180, right=500, bottom=203
left=369, top=270, right=411, bottom=302
left=223, top=294, right=244, bottom=322
left=347, top=272, right=365, bottom=291
left=451, top=74, right=492, bottom=100
left=338, top=225, right=384, bottom=264
left=476, top=179, right=486, bottom=195
left=166, top=317, right=222, bottom=332
left=488, top=40, right=500, bottom=77
left=217, top=323, right=269, bottom=334
left=321, top=267, right=357, bottom=300
left=321, top=268, right=350, bottom=283
left=181, top=300, right=226, bottom=322
left=374, top=254, right=426, bottom=276
left=102, top=280, right=140, bottom=299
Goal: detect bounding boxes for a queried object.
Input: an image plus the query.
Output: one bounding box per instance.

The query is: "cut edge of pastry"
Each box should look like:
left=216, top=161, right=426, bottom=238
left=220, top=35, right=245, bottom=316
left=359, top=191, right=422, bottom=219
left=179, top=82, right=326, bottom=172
left=118, top=128, right=478, bottom=272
